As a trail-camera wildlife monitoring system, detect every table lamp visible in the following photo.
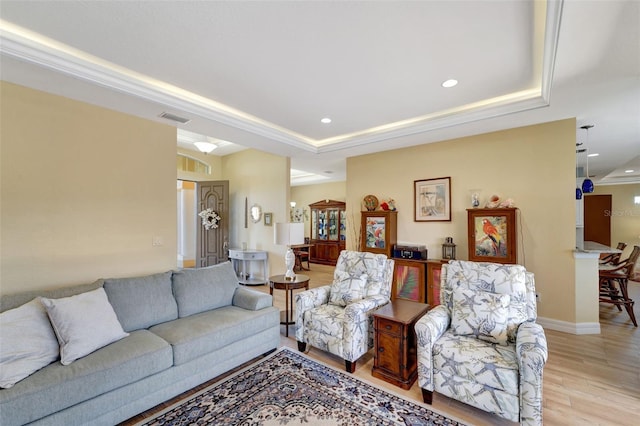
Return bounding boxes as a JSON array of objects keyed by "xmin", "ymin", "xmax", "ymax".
[{"xmin": 274, "ymin": 222, "xmax": 305, "ymax": 280}]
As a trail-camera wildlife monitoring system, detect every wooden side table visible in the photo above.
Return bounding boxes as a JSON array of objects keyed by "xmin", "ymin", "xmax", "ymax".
[
  {"xmin": 372, "ymin": 299, "xmax": 430, "ymax": 389},
  {"xmin": 269, "ymin": 274, "xmax": 310, "ymax": 337}
]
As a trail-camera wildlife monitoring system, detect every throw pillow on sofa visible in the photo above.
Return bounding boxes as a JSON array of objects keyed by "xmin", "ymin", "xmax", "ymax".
[
  {"xmin": 40, "ymin": 287, "xmax": 129, "ymax": 365},
  {"xmin": 0, "ymin": 298, "xmax": 59, "ymax": 388}
]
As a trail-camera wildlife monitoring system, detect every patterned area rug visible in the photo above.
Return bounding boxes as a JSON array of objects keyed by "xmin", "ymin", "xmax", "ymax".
[{"xmin": 137, "ymin": 348, "xmax": 465, "ymax": 425}]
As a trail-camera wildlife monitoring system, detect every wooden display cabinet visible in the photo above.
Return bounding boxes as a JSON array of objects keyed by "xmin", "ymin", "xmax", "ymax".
[
  {"xmin": 392, "ymin": 258, "xmax": 447, "ymax": 306},
  {"xmin": 467, "ymin": 208, "xmax": 517, "ymax": 264},
  {"xmin": 426, "ymin": 259, "xmax": 448, "ymax": 307},
  {"xmin": 360, "ymin": 210, "xmax": 397, "ymax": 258},
  {"xmin": 392, "ymin": 258, "xmax": 427, "ymax": 303},
  {"xmin": 309, "ymin": 200, "xmax": 346, "ymax": 266}
]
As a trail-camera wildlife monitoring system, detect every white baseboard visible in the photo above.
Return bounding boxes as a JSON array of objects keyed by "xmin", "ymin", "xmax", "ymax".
[{"xmin": 536, "ymin": 317, "xmax": 601, "ymax": 335}]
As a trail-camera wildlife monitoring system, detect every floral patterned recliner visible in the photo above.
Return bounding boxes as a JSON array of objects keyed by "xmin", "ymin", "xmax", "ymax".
[
  {"xmin": 295, "ymin": 250, "xmax": 394, "ymax": 372},
  {"xmin": 415, "ymin": 260, "xmax": 547, "ymax": 425}
]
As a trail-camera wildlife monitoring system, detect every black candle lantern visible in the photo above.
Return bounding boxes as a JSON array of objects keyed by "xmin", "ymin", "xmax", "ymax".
[{"xmin": 442, "ymin": 237, "xmax": 456, "ymax": 260}]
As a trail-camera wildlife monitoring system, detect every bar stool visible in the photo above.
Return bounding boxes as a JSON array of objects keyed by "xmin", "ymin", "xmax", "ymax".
[{"xmin": 599, "ymin": 245, "xmax": 639, "ymax": 327}]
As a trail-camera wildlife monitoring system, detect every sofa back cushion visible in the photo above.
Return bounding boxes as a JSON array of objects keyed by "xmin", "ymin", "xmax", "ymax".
[
  {"xmin": 1, "ymin": 280, "xmax": 103, "ymax": 313},
  {"xmin": 103, "ymin": 271, "xmax": 177, "ymax": 332},
  {"xmin": 172, "ymin": 261, "xmax": 239, "ymax": 318}
]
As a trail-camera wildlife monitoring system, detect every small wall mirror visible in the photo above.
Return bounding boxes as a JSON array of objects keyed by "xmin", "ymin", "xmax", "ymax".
[{"xmin": 250, "ymin": 204, "xmax": 262, "ymax": 223}]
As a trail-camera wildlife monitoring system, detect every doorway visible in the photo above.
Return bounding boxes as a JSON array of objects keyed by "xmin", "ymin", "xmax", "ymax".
[
  {"xmin": 177, "ymin": 180, "xmax": 230, "ymax": 268},
  {"xmin": 584, "ymin": 194, "xmax": 612, "ymax": 246}
]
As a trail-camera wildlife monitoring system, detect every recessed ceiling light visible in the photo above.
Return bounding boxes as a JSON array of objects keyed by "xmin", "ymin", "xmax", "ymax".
[
  {"xmin": 625, "ymin": 169, "xmax": 635, "ymax": 173},
  {"xmin": 587, "ymin": 152, "xmax": 599, "ymax": 157},
  {"xmin": 321, "ymin": 117, "xmax": 332, "ymax": 124},
  {"xmin": 442, "ymin": 79, "xmax": 458, "ymax": 88}
]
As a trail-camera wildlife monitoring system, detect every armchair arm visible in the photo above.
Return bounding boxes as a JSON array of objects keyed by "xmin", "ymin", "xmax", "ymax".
[
  {"xmin": 294, "ymin": 285, "xmax": 331, "ymax": 342},
  {"xmin": 341, "ymin": 295, "xmax": 389, "ymax": 362},
  {"xmin": 516, "ymin": 321, "xmax": 548, "ymax": 426},
  {"xmin": 415, "ymin": 305, "xmax": 450, "ymax": 391}
]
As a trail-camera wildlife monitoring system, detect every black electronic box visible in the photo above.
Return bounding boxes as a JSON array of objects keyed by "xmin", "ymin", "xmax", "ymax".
[{"xmin": 392, "ymin": 244, "xmax": 427, "ymax": 260}]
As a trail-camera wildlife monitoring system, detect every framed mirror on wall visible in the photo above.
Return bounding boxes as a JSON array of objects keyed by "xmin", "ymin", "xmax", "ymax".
[{"xmin": 250, "ymin": 204, "xmax": 262, "ymax": 223}]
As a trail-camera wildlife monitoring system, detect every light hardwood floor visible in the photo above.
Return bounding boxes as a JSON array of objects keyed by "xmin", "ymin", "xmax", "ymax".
[{"xmin": 122, "ymin": 263, "xmax": 640, "ymax": 426}]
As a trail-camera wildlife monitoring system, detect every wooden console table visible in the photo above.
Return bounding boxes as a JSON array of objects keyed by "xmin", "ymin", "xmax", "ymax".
[
  {"xmin": 228, "ymin": 249, "xmax": 268, "ymax": 285},
  {"xmin": 372, "ymin": 299, "xmax": 429, "ymax": 389}
]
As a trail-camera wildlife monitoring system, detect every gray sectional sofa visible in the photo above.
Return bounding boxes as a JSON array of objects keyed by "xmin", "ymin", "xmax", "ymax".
[{"xmin": 0, "ymin": 262, "xmax": 280, "ymax": 426}]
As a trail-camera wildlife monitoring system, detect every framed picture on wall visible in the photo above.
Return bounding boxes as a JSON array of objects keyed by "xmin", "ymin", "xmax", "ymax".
[
  {"xmin": 263, "ymin": 212, "xmax": 273, "ymax": 226},
  {"xmin": 414, "ymin": 177, "xmax": 451, "ymax": 222},
  {"xmin": 467, "ymin": 208, "xmax": 517, "ymax": 264}
]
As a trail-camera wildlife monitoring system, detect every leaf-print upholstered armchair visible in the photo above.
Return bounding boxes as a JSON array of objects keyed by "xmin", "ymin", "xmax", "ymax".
[
  {"xmin": 295, "ymin": 250, "xmax": 394, "ymax": 372},
  {"xmin": 415, "ymin": 260, "xmax": 547, "ymax": 425}
]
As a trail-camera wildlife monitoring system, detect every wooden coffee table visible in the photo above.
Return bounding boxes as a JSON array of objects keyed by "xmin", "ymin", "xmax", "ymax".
[
  {"xmin": 269, "ymin": 274, "xmax": 310, "ymax": 337},
  {"xmin": 372, "ymin": 299, "xmax": 430, "ymax": 389}
]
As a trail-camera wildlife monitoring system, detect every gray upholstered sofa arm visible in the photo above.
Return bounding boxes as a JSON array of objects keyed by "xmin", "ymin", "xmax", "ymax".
[
  {"xmin": 232, "ymin": 287, "xmax": 273, "ymax": 310},
  {"xmin": 415, "ymin": 305, "xmax": 450, "ymax": 391},
  {"xmin": 516, "ymin": 321, "xmax": 548, "ymax": 426}
]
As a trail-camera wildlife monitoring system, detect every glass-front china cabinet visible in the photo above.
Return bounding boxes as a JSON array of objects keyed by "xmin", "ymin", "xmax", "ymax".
[{"xmin": 309, "ymin": 200, "xmax": 346, "ymax": 265}]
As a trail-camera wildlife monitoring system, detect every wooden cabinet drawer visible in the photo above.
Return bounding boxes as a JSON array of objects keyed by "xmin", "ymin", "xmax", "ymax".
[
  {"xmin": 377, "ymin": 332, "xmax": 401, "ymax": 375},
  {"xmin": 377, "ymin": 318, "xmax": 402, "ymax": 335}
]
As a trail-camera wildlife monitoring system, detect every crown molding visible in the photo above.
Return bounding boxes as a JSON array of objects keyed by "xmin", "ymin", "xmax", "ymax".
[{"xmin": 0, "ymin": 2, "xmax": 563, "ymax": 153}]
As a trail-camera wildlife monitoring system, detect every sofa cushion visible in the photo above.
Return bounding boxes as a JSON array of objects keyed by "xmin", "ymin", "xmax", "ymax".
[
  {"xmin": 172, "ymin": 262, "xmax": 239, "ymax": 317},
  {"xmin": 150, "ymin": 305, "xmax": 279, "ymax": 365},
  {"xmin": 40, "ymin": 288, "xmax": 129, "ymax": 365},
  {"xmin": 103, "ymin": 271, "xmax": 177, "ymax": 331},
  {"xmin": 0, "ymin": 330, "xmax": 172, "ymax": 426},
  {"xmin": 0, "ymin": 299, "xmax": 59, "ymax": 388}
]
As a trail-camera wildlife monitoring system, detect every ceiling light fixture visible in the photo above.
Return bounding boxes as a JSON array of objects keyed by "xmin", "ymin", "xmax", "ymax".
[
  {"xmin": 588, "ymin": 153, "xmax": 599, "ymax": 157},
  {"xmin": 580, "ymin": 125, "xmax": 595, "ymax": 194},
  {"xmin": 625, "ymin": 169, "xmax": 635, "ymax": 173},
  {"xmin": 321, "ymin": 117, "xmax": 332, "ymax": 124},
  {"xmin": 193, "ymin": 137, "xmax": 217, "ymax": 154},
  {"xmin": 442, "ymin": 79, "xmax": 458, "ymax": 88}
]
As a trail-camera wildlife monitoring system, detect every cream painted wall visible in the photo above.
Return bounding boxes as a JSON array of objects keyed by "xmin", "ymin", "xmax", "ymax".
[
  {"xmin": 1, "ymin": 82, "xmax": 177, "ymax": 294},
  {"xmin": 222, "ymin": 149, "xmax": 289, "ymax": 275},
  {"xmin": 347, "ymin": 119, "xmax": 577, "ymax": 322},
  {"xmin": 592, "ymin": 183, "xmax": 640, "ymax": 258},
  {"xmin": 291, "ymin": 182, "xmax": 347, "ymax": 238}
]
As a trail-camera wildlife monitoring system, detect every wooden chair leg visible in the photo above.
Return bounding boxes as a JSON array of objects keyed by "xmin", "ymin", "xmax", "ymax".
[
  {"xmin": 345, "ymin": 360, "xmax": 356, "ymax": 373},
  {"xmin": 617, "ymin": 279, "xmax": 638, "ymax": 327},
  {"xmin": 422, "ymin": 389, "xmax": 433, "ymax": 404}
]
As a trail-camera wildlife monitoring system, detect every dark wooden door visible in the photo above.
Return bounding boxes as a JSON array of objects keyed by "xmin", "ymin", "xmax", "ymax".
[
  {"xmin": 196, "ymin": 181, "xmax": 229, "ymax": 267},
  {"xmin": 584, "ymin": 194, "xmax": 611, "ymax": 246}
]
